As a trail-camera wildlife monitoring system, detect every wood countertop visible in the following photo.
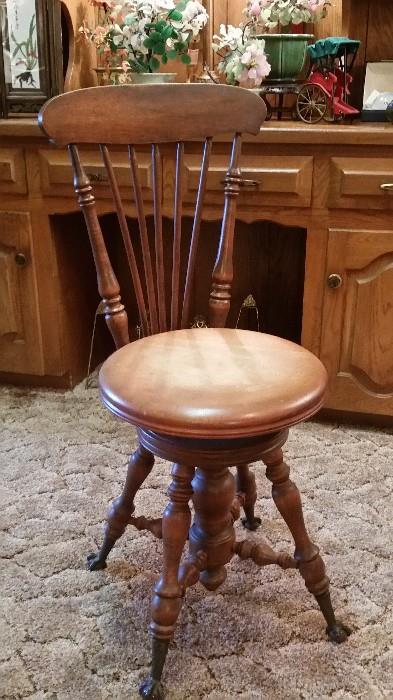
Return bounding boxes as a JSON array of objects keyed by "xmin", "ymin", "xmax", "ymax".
[{"xmin": 2, "ymin": 117, "xmax": 393, "ymax": 147}]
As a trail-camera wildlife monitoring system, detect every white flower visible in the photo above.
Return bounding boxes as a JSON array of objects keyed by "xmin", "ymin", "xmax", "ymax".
[
  {"xmin": 82, "ymin": 0, "xmax": 209, "ymax": 74},
  {"xmin": 156, "ymin": 0, "xmax": 175, "ymax": 9},
  {"xmin": 244, "ymin": 0, "xmax": 330, "ymax": 26},
  {"xmin": 214, "ymin": 29, "xmax": 271, "ymax": 88}
]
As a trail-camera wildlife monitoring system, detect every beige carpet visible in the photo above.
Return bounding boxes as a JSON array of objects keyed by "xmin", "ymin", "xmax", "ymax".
[{"xmin": 0, "ymin": 383, "xmax": 392, "ymax": 700}]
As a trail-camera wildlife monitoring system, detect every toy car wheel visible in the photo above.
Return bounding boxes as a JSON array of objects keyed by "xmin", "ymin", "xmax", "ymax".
[
  {"xmin": 323, "ymin": 105, "xmax": 344, "ymax": 123},
  {"xmin": 296, "ymin": 85, "xmax": 328, "ymax": 124},
  {"xmin": 323, "ymin": 100, "xmax": 339, "ymax": 123}
]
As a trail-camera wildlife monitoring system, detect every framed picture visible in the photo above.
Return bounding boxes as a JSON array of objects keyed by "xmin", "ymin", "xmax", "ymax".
[{"xmin": 0, "ymin": 0, "xmax": 62, "ymax": 117}]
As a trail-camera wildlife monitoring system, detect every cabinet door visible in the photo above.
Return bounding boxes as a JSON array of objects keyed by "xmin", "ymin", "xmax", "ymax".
[
  {"xmin": 320, "ymin": 228, "xmax": 393, "ymax": 415},
  {"xmin": 0, "ymin": 212, "xmax": 43, "ymax": 375}
]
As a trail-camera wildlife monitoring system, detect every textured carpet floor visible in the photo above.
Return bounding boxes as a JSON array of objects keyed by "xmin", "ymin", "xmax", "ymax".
[{"xmin": 0, "ymin": 383, "xmax": 392, "ymax": 700}]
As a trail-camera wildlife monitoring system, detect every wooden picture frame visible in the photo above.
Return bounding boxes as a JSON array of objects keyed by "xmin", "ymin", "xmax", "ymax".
[{"xmin": 0, "ymin": 0, "xmax": 63, "ymax": 117}]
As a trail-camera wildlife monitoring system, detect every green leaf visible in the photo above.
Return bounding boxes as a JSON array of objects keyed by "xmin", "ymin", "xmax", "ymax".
[
  {"xmin": 162, "ymin": 26, "xmax": 173, "ymax": 40},
  {"xmin": 150, "ymin": 31, "xmax": 162, "ymax": 43},
  {"xmin": 149, "ymin": 56, "xmax": 160, "ymax": 72},
  {"xmin": 180, "ymin": 53, "xmax": 191, "ymax": 64},
  {"xmin": 144, "ymin": 37, "xmax": 155, "ymax": 49},
  {"xmin": 167, "ymin": 49, "xmax": 178, "ymax": 59},
  {"xmin": 174, "ymin": 41, "xmax": 186, "ymax": 51},
  {"xmin": 154, "ymin": 42, "xmax": 166, "ymax": 55},
  {"xmin": 169, "ymin": 10, "xmax": 183, "ymax": 21},
  {"xmin": 161, "ymin": 53, "xmax": 168, "ymax": 64},
  {"xmin": 155, "ymin": 20, "xmax": 166, "ymax": 31}
]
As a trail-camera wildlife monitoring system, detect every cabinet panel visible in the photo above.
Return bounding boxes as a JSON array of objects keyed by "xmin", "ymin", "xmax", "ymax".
[
  {"xmin": 39, "ymin": 148, "xmax": 154, "ymax": 199},
  {"xmin": 172, "ymin": 154, "xmax": 313, "ymax": 208},
  {"xmin": 320, "ymin": 228, "xmax": 393, "ymax": 415},
  {"xmin": 0, "ymin": 212, "xmax": 43, "ymax": 374},
  {"xmin": 0, "ymin": 148, "xmax": 27, "ymax": 194},
  {"xmin": 329, "ymin": 158, "xmax": 393, "ymax": 209}
]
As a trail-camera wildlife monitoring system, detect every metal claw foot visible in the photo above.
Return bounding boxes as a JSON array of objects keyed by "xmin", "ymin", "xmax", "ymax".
[
  {"xmin": 86, "ymin": 552, "xmax": 107, "ymax": 571},
  {"xmin": 327, "ymin": 622, "xmax": 351, "ymax": 644},
  {"xmin": 315, "ymin": 590, "xmax": 351, "ymax": 644},
  {"xmin": 241, "ymin": 515, "xmax": 262, "ymax": 531},
  {"xmin": 139, "ymin": 676, "xmax": 165, "ymax": 700}
]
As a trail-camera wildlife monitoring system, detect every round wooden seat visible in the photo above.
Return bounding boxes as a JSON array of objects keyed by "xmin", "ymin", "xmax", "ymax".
[{"xmin": 99, "ymin": 328, "xmax": 328, "ymax": 438}]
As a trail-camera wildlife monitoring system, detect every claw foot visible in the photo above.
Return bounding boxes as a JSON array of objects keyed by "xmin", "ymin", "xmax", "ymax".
[
  {"xmin": 241, "ymin": 516, "xmax": 261, "ymax": 531},
  {"xmin": 139, "ymin": 676, "xmax": 164, "ymax": 700},
  {"xmin": 87, "ymin": 553, "xmax": 107, "ymax": 571},
  {"xmin": 326, "ymin": 622, "xmax": 351, "ymax": 644}
]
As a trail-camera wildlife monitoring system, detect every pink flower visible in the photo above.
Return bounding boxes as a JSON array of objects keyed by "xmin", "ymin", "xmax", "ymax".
[
  {"xmin": 249, "ymin": 1, "xmax": 261, "ymax": 16},
  {"xmin": 307, "ymin": 0, "xmax": 326, "ymax": 12}
]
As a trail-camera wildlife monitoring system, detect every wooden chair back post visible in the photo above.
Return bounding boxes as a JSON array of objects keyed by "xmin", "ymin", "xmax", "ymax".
[
  {"xmin": 180, "ymin": 136, "xmax": 212, "ymax": 329},
  {"xmin": 68, "ymin": 144, "xmax": 130, "ymax": 348},
  {"xmin": 208, "ymin": 133, "xmax": 242, "ymax": 328},
  {"xmin": 38, "ymin": 85, "xmax": 266, "ymax": 342}
]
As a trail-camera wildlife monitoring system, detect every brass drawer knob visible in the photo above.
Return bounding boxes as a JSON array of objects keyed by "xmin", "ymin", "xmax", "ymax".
[
  {"xmin": 380, "ymin": 183, "xmax": 393, "ymax": 193},
  {"xmin": 327, "ymin": 273, "xmax": 343, "ymax": 289},
  {"xmin": 15, "ymin": 252, "xmax": 27, "ymax": 267}
]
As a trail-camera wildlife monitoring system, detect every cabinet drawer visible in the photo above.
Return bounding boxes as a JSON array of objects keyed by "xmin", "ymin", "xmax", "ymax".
[
  {"xmin": 329, "ymin": 157, "xmax": 393, "ymax": 209},
  {"xmin": 178, "ymin": 154, "xmax": 313, "ymax": 208},
  {"xmin": 0, "ymin": 148, "xmax": 27, "ymax": 194},
  {"xmin": 39, "ymin": 149, "xmax": 154, "ymax": 200}
]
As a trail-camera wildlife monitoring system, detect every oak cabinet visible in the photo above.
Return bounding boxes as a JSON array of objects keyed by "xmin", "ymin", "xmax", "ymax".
[
  {"xmin": 0, "ymin": 211, "xmax": 43, "ymax": 374},
  {"xmin": 0, "ymin": 148, "xmax": 27, "ymax": 194},
  {"xmin": 320, "ymin": 228, "xmax": 393, "ymax": 416},
  {"xmin": 329, "ymin": 158, "xmax": 393, "ymax": 210},
  {"xmin": 1, "ymin": 120, "xmax": 393, "ymax": 422},
  {"xmin": 173, "ymin": 153, "xmax": 314, "ymax": 208},
  {"xmin": 38, "ymin": 148, "xmax": 154, "ymax": 200}
]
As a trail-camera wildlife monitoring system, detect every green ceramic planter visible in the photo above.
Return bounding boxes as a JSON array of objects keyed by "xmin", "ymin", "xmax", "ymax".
[{"xmin": 259, "ymin": 34, "xmax": 314, "ymax": 82}]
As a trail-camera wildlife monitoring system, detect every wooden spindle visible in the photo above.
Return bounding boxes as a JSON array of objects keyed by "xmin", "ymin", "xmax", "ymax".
[
  {"xmin": 152, "ymin": 144, "xmax": 166, "ymax": 332},
  {"xmin": 68, "ymin": 144, "xmax": 130, "ymax": 348},
  {"xmin": 181, "ymin": 137, "xmax": 212, "ymax": 329},
  {"xmin": 208, "ymin": 134, "xmax": 242, "ymax": 328},
  {"xmin": 171, "ymin": 142, "xmax": 184, "ymax": 330},
  {"xmin": 100, "ymin": 145, "xmax": 149, "ymax": 336},
  {"xmin": 128, "ymin": 145, "xmax": 159, "ymax": 335}
]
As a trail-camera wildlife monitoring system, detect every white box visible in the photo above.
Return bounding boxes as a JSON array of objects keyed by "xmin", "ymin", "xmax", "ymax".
[{"xmin": 363, "ymin": 61, "xmax": 393, "ymax": 110}]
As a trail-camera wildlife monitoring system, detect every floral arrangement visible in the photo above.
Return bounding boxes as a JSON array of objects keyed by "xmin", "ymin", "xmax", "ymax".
[
  {"xmin": 212, "ymin": 25, "xmax": 271, "ymax": 88},
  {"xmin": 245, "ymin": 0, "xmax": 330, "ymax": 28},
  {"xmin": 80, "ymin": 0, "xmax": 208, "ymax": 75}
]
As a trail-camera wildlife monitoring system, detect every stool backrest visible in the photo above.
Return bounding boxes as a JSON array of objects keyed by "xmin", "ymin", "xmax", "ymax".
[{"xmin": 39, "ymin": 84, "xmax": 265, "ymax": 347}]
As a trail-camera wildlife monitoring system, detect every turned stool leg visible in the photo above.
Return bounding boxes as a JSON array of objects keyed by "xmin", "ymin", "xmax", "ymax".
[
  {"xmin": 190, "ymin": 466, "xmax": 236, "ymax": 591},
  {"xmin": 236, "ymin": 464, "xmax": 261, "ymax": 531},
  {"xmin": 263, "ymin": 447, "xmax": 350, "ymax": 643},
  {"xmin": 87, "ymin": 444, "xmax": 154, "ymax": 571},
  {"xmin": 140, "ymin": 463, "xmax": 194, "ymax": 700}
]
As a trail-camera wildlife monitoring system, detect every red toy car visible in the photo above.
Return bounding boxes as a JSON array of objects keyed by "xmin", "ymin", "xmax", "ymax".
[{"xmin": 296, "ymin": 37, "xmax": 360, "ymax": 123}]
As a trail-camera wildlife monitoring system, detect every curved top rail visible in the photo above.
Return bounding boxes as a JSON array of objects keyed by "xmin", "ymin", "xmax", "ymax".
[{"xmin": 38, "ymin": 83, "xmax": 266, "ymax": 146}]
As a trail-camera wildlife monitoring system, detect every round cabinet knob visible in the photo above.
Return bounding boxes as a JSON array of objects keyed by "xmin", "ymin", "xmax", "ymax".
[
  {"xmin": 327, "ymin": 273, "xmax": 343, "ymax": 289},
  {"xmin": 15, "ymin": 252, "xmax": 27, "ymax": 267}
]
